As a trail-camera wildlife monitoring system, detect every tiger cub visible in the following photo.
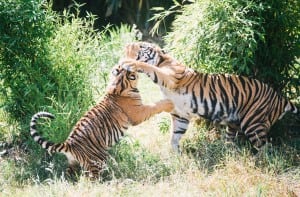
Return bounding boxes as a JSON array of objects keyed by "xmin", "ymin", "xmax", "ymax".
[
  {"xmin": 122, "ymin": 41, "xmax": 298, "ymax": 153},
  {"xmin": 30, "ymin": 61, "xmax": 174, "ymax": 180}
]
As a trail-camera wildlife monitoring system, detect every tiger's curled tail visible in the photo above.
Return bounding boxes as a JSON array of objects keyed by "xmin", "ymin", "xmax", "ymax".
[{"xmin": 30, "ymin": 112, "xmax": 62, "ymax": 153}]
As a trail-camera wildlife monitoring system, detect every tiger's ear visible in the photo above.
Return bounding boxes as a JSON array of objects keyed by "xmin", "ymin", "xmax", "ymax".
[{"xmin": 125, "ymin": 43, "xmax": 140, "ymax": 59}]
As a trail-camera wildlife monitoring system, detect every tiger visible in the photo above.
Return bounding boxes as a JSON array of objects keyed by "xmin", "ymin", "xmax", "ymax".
[
  {"xmin": 122, "ymin": 41, "xmax": 299, "ymax": 153},
  {"xmin": 30, "ymin": 61, "xmax": 174, "ymax": 180}
]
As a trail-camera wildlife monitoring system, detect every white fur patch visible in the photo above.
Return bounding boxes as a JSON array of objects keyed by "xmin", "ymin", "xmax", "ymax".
[
  {"xmin": 162, "ymin": 88, "xmax": 196, "ymax": 119},
  {"xmin": 42, "ymin": 141, "xmax": 48, "ymax": 149},
  {"xmin": 64, "ymin": 152, "xmax": 76, "ymax": 164},
  {"xmin": 34, "ymin": 136, "xmax": 40, "ymax": 142}
]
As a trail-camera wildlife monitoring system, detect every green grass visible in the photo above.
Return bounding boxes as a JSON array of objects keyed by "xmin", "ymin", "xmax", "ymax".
[{"xmin": 1, "ymin": 75, "xmax": 300, "ymax": 196}]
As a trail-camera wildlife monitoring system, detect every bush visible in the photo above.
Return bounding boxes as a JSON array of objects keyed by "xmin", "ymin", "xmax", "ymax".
[
  {"xmin": 0, "ymin": 0, "xmax": 137, "ymax": 182},
  {"xmin": 164, "ymin": 0, "xmax": 300, "ymax": 96},
  {"xmin": 0, "ymin": 0, "xmax": 56, "ymax": 122},
  {"xmin": 165, "ymin": 0, "xmax": 265, "ymax": 73}
]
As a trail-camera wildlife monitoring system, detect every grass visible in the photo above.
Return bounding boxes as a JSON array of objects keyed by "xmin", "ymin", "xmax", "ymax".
[{"xmin": 1, "ymin": 75, "xmax": 300, "ymax": 196}]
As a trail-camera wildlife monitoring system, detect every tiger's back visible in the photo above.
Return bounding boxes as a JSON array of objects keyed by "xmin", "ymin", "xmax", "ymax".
[{"xmin": 180, "ymin": 73, "xmax": 295, "ymax": 124}]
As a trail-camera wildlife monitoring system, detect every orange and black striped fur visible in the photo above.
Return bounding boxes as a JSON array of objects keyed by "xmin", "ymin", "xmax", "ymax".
[
  {"xmin": 122, "ymin": 42, "xmax": 298, "ymax": 152},
  {"xmin": 30, "ymin": 62, "xmax": 174, "ymax": 180}
]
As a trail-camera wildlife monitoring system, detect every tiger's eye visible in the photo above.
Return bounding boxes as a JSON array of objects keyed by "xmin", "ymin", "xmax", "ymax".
[{"xmin": 128, "ymin": 75, "xmax": 136, "ymax": 80}]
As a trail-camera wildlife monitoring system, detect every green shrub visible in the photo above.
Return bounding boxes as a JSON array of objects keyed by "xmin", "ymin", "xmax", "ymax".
[
  {"xmin": 0, "ymin": 0, "xmax": 56, "ymax": 123},
  {"xmin": 164, "ymin": 0, "xmax": 300, "ymax": 96},
  {"xmin": 165, "ymin": 0, "xmax": 265, "ymax": 73},
  {"xmin": 0, "ymin": 0, "xmax": 137, "ymax": 183}
]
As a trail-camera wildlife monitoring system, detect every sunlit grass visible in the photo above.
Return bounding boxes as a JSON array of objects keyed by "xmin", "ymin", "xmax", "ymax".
[{"xmin": 2, "ymin": 158, "xmax": 300, "ymax": 196}]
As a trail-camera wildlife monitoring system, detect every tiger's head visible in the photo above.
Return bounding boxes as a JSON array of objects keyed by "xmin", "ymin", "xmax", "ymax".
[
  {"xmin": 125, "ymin": 42, "xmax": 166, "ymax": 67},
  {"xmin": 107, "ymin": 62, "xmax": 139, "ymax": 97}
]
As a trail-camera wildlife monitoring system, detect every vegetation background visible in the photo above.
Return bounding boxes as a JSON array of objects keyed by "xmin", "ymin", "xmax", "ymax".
[{"xmin": 0, "ymin": 0, "xmax": 299, "ymax": 196}]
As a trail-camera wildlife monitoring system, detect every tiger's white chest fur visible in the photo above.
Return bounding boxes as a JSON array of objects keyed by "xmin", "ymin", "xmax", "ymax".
[{"xmin": 161, "ymin": 88, "xmax": 198, "ymax": 119}]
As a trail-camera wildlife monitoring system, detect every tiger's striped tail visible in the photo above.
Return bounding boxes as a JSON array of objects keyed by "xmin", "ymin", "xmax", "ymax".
[{"xmin": 30, "ymin": 112, "xmax": 58, "ymax": 153}]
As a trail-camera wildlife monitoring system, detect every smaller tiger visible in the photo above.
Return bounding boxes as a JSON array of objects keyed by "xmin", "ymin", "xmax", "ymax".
[{"xmin": 30, "ymin": 61, "xmax": 174, "ymax": 180}]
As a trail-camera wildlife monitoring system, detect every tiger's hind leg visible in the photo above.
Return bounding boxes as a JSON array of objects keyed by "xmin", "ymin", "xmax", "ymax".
[
  {"xmin": 225, "ymin": 125, "xmax": 239, "ymax": 144},
  {"xmin": 242, "ymin": 122, "xmax": 270, "ymax": 153},
  {"xmin": 66, "ymin": 162, "xmax": 81, "ymax": 181},
  {"xmin": 65, "ymin": 155, "xmax": 81, "ymax": 181},
  {"xmin": 171, "ymin": 114, "xmax": 190, "ymax": 153},
  {"xmin": 84, "ymin": 160, "xmax": 107, "ymax": 181},
  {"xmin": 225, "ymin": 124, "xmax": 245, "ymax": 152}
]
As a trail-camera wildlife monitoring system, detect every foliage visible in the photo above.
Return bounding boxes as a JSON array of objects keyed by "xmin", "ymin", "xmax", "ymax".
[
  {"xmin": 164, "ymin": 0, "xmax": 264, "ymax": 72},
  {"xmin": 0, "ymin": 0, "xmax": 56, "ymax": 122},
  {"xmin": 158, "ymin": 117, "xmax": 171, "ymax": 134},
  {"xmin": 0, "ymin": 0, "xmax": 136, "ymax": 182},
  {"xmin": 103, "ymin": 0, "xmax": 175, "ymax": 35},
  {"xmin": 149, "ymin": 0, "xmax": 191, "ymax": 36},
  {"xmin": 164, "ymin": 0, "xmax": 300, "ymax": 95},
  {"xmin": 254, "ymin": 0, "xmax": 300, "ymax": 94}
]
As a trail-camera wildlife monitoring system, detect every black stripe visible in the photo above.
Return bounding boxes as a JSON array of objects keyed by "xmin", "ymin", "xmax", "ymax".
[
  {"xmin": 209, "ymin": 90, "xmax": 217, "ymax": 113},
  {"xmin": 45, "ymin": 142, "xmax": 54, "ymax": 149},
  {"xmin": 174, "ymin": 130, "xmax": 186, "ymax": 134},
  {"xmin": 239, "ymin": 76, "xmax": 246, "ymax": 89},
  {"xmin": 37, "ymin": 138, "xmax": 44, "ymax": 144},
  {"xmin": 191, "ymin": 90, "xmax": 198, "ymax": 113},
  {"xmin": 203, "ymin": 74, "xmax": 208, "ymax": 86},
  {"xmin": 31, "ymin": 132, "xmax": 39, "ymax": 138},
  {"xmin": 157, "ymin": 55, "xmax": 164, "ymax": 65},
  {"xmin": 57, "ymin": 144, "xmax": 64, "ymax": 152},
  {"xmin": 203, "ymin": 99, "xmax": 209, "ymax": 118},
  {"xmin": 171, "ymin": 113, "xmax": 188, "ymax": 121},
  {"xmin": 153, "ymin": 72, "xmax": 158, "ymax": 83},
  {"xmin": 199, "ymin": 86, "xmax": 204, "ymax": 102},
  {"xmin": 218, "ymin": 79, "xmax": 229, "ymax": 109}
]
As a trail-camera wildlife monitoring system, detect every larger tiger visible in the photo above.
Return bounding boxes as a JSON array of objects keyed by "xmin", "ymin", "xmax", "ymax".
[
  {"xmin": 30, "ymin": 61, "xmax": 174, "ymax": 180},
  {"xmin": 122, "ymin": 41, "xmax": 299, "ymax": 153}
]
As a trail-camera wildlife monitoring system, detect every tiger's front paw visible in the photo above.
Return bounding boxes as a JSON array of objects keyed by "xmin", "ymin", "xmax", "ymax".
[{"xmin": 120, "ymin": 60, "xmax": 142, "ymax": 72}]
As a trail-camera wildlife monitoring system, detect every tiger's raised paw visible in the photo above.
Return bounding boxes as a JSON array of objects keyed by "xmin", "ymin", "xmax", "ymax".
[{"xmin": 120, "ymin": 60, "xmax": 142, "ymax": 72}]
